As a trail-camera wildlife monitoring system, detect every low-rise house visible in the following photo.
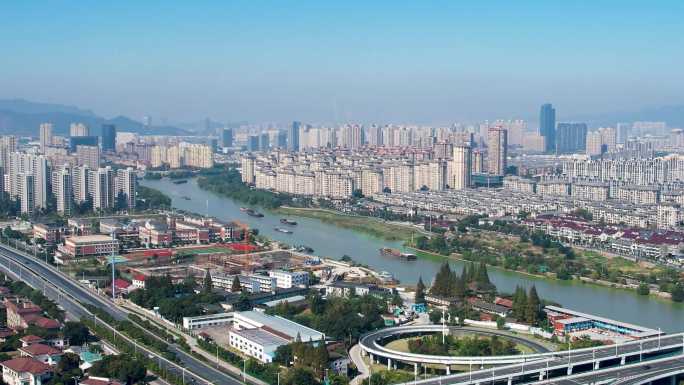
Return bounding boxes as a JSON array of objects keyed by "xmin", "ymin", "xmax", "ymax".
[
  {"xmin": 471, "ymin": 299, "xmax": 510, "ymax": 318},
  {"xmin": 19, "ymin": 336, "xmax": 44, "ymax": 347},
  {"xmin": 131, "ymin": 274, "xmax": 147, "ymax": 290},
  {"xmin": 138, "ymin": 220, "xmax": 172, "ymax": 247},
  {"xmin": 19, "ymin": 344, "xmax": 62, "ymax": 366},
  {"xmin": 67, "ymin": 218, "xmax": 94, "ymax": 236},
  {"xmin": 325, "ymin": 282, "xmax": 370, "ymax": 297},
  {"xmin": 32, "ymin": 223, "xmax": 66, "ymax": 245},
  {"xmin": 80, "ymin": 377, "xmax": 123, "ymax": 385},
  {"xmin": 5, "ymin": 300, "xmax": 59, "ymax": 331},
  {"xmin": 56, "ymin": 235, "xmax": 120, "ymax": 264},
  {"xmin": 1, "ymin": 357, "xmax": 53, "ymax": 385}
]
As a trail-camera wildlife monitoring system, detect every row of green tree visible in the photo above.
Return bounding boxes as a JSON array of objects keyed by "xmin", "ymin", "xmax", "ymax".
[
  {"xmin": 196, "ymin": 166, "xmax": 290, "ymax": 209},
  {"xmin": 408, "ymin": 334, "xmax": 519, "ymax": 357},
  {"xmin": 128, "ymin": 275, "xmax": 222, "ymax": 323}
]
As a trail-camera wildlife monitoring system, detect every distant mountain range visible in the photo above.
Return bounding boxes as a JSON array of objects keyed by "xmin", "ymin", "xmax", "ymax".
[{"xmin": 0, "ymin": 99, "xmax": 193, "ymax": 137}]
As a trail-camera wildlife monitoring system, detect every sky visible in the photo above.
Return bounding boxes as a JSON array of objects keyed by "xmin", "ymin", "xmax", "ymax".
[{"xmin": 1, "ymin": 1, "xmax": 683, "ymax": 126}]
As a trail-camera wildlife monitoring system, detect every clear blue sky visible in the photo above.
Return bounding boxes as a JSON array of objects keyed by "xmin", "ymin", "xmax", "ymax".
[{"xmin": 1, "ymin": 1, "xmax": 682, "ymax": 125}]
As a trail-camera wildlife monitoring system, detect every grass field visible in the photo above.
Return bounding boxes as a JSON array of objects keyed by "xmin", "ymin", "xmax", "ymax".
[
  {"xmin": 276, "ymin": 207, "xmax": 422, "ymax": 241},
  {"xmin": 176, "ymin": 246, "xmax": 232, "ymax": 255}
]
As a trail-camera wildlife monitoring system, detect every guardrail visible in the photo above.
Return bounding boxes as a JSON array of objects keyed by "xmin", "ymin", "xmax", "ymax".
[
  {"xmin": 0, "ymin": 244, "xmax": 266, "ymax": 385},
  {"xmin": 360, "ymin": 324, "xmax": 684, "ymax": 365}
]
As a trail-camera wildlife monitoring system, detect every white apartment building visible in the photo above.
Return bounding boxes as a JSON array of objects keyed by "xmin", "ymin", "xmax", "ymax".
[
  {"xmin": 503, "ymin": 176, "xmax": 536, "ymax": 193},
  {"xmin": 52, "ymin": 167, "xmax": 72, "ymax": 215},
  {"xmin": 76, "ymin": 145, "xmax": 100, "ymax": 169},
  {"xmin": 451, "ymin": 145, "xmax": 472, "ymax": 190},
  {"xmin": 90, "ymin": 167, "xmax": 115, "ymax": 210},
  {"xmin": 268, "ymin": 270, "xmax": 309, "ymax": 289},
  {"xmin": 537, "ymin": 179, "xmax": 571, "ymax": 196},
  {"xmin": 116, "ymin": 167, "xmax": 137, "ymax": 209},
  {"xmin": 72, "ymin": 165, "xmax": 90, "ymax": 204},
  {"xmin": 615, "ymin": 185, "xmax": 660, "ymax": 205},
  {"xmin": 241, "ymin": 156, "xmax": 255, "ymax": 184},
  {"xmin": 571, "ymin": 182, "xmax": 610, "ymax": 201}
]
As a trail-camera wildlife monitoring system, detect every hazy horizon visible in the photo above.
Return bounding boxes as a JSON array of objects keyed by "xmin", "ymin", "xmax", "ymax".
[{"xmin": 1, "ymin": 1, "xmax": 682, "ymax": 125}]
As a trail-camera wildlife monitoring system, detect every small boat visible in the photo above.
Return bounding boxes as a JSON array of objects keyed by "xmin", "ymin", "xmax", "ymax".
[
  {"xmin": 241, "ymin": 207, "xmax": 264, "ymax": 217},
  {"xmin": 379, "ymin": 247, "xmax": 417, "ymax": 261},
  {"xmin": 280, "ymin": 218, "xmax": 298, "ymax": 226},
  {"xmin": 378, "ymin": 271, "xmax": 396, "ymax": 282},
  {"xmin": 181, "ymin": 196, "xmax": 192, "ymax": 200},
  {"xmin": 274, "ymin": 227, "xmax": 293, "ymax": 234},
  {"xmin": 172, "ymin": 179, "xmax": 188, "ymax": 184},
  {"xmin": 295, "ymin": 245, "xmax": 314, "ymax": 253}
]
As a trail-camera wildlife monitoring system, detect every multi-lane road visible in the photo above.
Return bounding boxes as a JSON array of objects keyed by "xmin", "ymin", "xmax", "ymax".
[{"xmin": 0, "ymin": 244, "xmax": 250, "ymax": 385}]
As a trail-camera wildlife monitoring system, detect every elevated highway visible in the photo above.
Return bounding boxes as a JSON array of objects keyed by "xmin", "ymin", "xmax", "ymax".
[
  {"xmin": 0, "ymin": 243, "xmax": 256, "ymax": 385},
  {"xmin": 359, "ymin": 325, "xmax": 684, "ymax": 385}
]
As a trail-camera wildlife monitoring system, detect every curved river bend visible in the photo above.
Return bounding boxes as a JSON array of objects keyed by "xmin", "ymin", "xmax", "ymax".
[{"xmin": 141, "ymin": 178, "xmax": 684, "ymax": 332}]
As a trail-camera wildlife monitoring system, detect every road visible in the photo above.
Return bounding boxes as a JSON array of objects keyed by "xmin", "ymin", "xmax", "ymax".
[
  {"xmin": 360, "ymin": 324, "xmax": 684, "ymax": 366},
  {"xmin": 547, "ymin": 355, "xmax": 684, "ymax": 385},
  {"xmin": 349, "ymin": 344, "xmax": 369, "ymax": 385},
  {"xmin": 0, "ymin": 243, "xmax": 253, "ymax": 385},
  {"xmin": 394, "ymin": 349, "xmax": 684, "ymax": 385}
]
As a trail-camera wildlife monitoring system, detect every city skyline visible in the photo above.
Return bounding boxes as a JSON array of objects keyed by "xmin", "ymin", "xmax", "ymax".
[{"xmin": 1, "ymin": 1, "xmax": 683, "ymax": 125}]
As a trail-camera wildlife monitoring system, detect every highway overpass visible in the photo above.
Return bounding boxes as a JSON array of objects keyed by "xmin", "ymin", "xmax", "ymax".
[{"xmin": 0, "ymin": 243, "xmax": 255, "ymax": 385}]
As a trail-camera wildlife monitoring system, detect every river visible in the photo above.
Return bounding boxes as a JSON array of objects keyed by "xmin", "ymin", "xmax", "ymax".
[{"xmin": 141, "ymin": 178, "xmax": 684, "ymax": 332}]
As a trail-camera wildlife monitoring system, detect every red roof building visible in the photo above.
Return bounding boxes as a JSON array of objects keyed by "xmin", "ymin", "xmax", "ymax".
[
  {"xmin": 80, "ymin": 377, "xmax": 124, "ymax": 385},
  {"xmin": 1, "ymin": 357, "xmax": 53, "ymax": 385}
]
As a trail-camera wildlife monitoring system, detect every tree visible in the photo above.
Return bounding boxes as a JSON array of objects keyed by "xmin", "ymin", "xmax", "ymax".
[
  {"xmin": 234, "ymin": 292, "xmax": 252, "ymax": 311},
  {"xmin": 62, "ymin": 321, "xmax": 90, "ymax": 346},
  {"xmin": 231, "ymin": 275, "xmax": 242, "ymax": 292},
  {"xmin": 415, "ymin": 276, "xmax": 426, "ymax": 304},
  {"xmin": 496, "ymin": 316, "xmax": 506, "ymax": 330},
  {"xmin": 89, "ymin": 354, "xmax": 146, "ymax": 385},
  {"xmin": 525, "ymin": 285, "xmax": 541, "ymax": 325},
  {"xmin": 309, "ymin": 294, "xmax": 326, "ymax": 315},
  {"xmin": 637, "ymin": 283, "xmax": 650, "ymax": 296},
  {"xmin": 671, "ymin": 283, "xmax": 684, "ymax": 302},
  {"xmin": 274, "ymin": 344, "xmax": 294, "ymax": 365},
  {"xmin": 282, "ymin": 367, "xmax": 317, "ymax": 385},
  {"xmin": 56, "ymin": 352, "xmax": 81, "ymax": 373},
  {"xmin": 391, "ymin": 293, "xmax": 403, "ymax": 307},
  {"xmin": 511, "ymin": 286, "xmax": 527, "ymax": 320},
  {"xmin": 429, "ymin": 310, "xmax": 442, "ymax": 324},
  {"xmin": 203, "ymin": 269, "xmax": 213, "ymax": 293}
]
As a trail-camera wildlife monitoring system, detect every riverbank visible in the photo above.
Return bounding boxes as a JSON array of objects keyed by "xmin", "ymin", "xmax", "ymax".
[
  {"xmin": 276, "ymin": 206, "xmax": 423, "ymax": 241},
  {"xmin": 140, "ymin": 177, "xmax": 684, "ymax": 331},
  {"xmin": 407, "ymin": 246, "xmax": 680, "ymax": 303}
]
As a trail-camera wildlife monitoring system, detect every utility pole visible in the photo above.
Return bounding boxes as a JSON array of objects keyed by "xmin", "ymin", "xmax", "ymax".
[{"xmin": 111, "ymin": 231, "xmax": 116, "ymax": 301}]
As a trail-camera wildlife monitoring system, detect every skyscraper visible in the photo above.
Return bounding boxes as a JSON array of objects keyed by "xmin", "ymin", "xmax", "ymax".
[
  {"xmin": 90, "ymin": 166, "xmax": 115, "ymax": 211},
  {"xmin": 70, "ymin": 123, "xmax": 89, "ymax": 137},
  {"xmin": 555, "ymin": 123, "xmax": 587, "ymax": 154},
  {"xmin": 101, "ymin": 124, "xmax": 116, "ymax": 152},
  {"xmin": 77, "ymin": 145, "xmax": 101, "ymax": 169},
  {"xmin": 451, "ymin": 145, "xmax": 472, "ymax": 190},
  {"xmin": 53, "ymin": 166, "xmax": 73, "ymax": 216},
  {"xmin": 39, "ymin": 123, "xmax": 53, "ymax": 153},
  {"xmin": 247, "ymin": 135, "xmax": 259, "ymax": 152},
  {"xmin": 539, "ymin": 103, "xmax": 556, "ymax": 153},
  {"xmin": 18, "ymin": 174, "xmax": 35, "ymax": 215},
  {"xmin": 116, "ymin": 167, "xmax": 137, "ymax": 210},
  {"xmin": 487, "ymin": 127, "xmax": 508, "ymax": 175},
  {"xmin": 288, "ymin": 121, "xmax": 301, "ymax": 152},
  {"xmin": 221, "ymin": 128, "xmax": 233, "ymax": 148},
  {"xmin": 259, "ymin": 133, "xmax": 270, "ymax": 152}
]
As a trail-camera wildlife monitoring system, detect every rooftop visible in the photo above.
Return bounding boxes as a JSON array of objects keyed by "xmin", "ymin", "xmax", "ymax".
[
  {"xmin": 231, "ymin": 328, "xmax": 289, "ymax": 350},
  {"xmin": 1, "ymin": 357, "xmax": 52, "ymax": 374},
  {"xmin": 235, "ymin": 310, "xmax": 324, "ymax": 342},
  {"xmin": 67, "ymin": 235, "xmax": 117, "ymax": 243}
]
